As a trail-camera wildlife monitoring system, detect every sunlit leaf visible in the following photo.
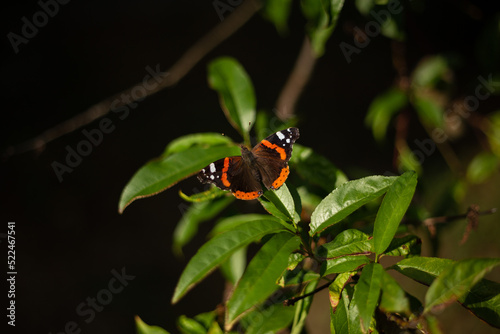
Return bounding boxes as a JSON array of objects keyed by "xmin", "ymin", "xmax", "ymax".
[
  {"xmin": 119, "ymin": 145, "xmax": 240, "ymax": 213},
  {"xmin": 349, "ymin": 263, "xmax": 383, "ymax": 333},
  {"xmin": 208, "ymin": 57, "xmax": 256, "ymax": 143},
  {"xmin": 310, "ymin": 175, "xmax": 397, "ymax": 235},
  {"xmin": 172, "ymin": 219, "xmax": 287, "ymax": 304},
  {"xmin": 226, "ymin": 232, "xmax": 300, "ymax": 325},
  {"xmin": 424, "ymin": 258, "xmax": 500, "ymax": 313},
  {"xmin": 373, "ymin": 171, "xmax": 417, "ymax": 256},
  {"xmin": 135, "ymin": 316, "xmax": 171, "ymax": 334}
]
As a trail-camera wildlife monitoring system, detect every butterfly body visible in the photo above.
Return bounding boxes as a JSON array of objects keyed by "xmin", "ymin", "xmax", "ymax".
[{"xmin": 198, "ymin": 127, "xmax": 300, "ymax": 200}]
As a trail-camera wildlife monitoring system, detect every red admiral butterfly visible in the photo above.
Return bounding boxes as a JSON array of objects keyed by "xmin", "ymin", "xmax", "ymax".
[{"xmin": 198, "ymin": 127, "xmax": 300, "ymax": 200}]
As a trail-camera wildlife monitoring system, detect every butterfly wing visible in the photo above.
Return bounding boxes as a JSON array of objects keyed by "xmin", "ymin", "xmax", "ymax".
[
  {"xmin": 252, "ymin": 127, "xmax": 300, "ymax": 190},
  {"xmin": 198, "ymin": 156, "xmax": 263, "ymax": 200}
]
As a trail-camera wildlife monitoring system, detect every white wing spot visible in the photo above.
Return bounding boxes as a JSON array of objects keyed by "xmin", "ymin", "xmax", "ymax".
[
  {"xmin": 286, "ymin": 138, "xmax": 290, "ymax": 143},
  {"xmin": 283, "ymin": 144, "xmax": 285, "ymax": 147},
  {"xmin": 287, "ymin": 128, "xmax": 292, "ymax": 133},
  {"xmin": 210, "ymin": 175, "xmax": 215, "ymax": 180},
  {"xmin": 276, "ymin": 131, "xmax": 285, "ymax": 140},
  {"xmin": 209, "ymin": 163, "xmax": 216, "ymax": 173},
  {"xmin": 202, "ymin": 169, "xmax": 205, "ymax": 173}
]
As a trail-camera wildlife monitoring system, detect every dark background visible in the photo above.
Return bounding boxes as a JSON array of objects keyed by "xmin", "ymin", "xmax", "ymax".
[{"xmin": 1, "ymin": 0, "xmax": 500, "ymax": 333}]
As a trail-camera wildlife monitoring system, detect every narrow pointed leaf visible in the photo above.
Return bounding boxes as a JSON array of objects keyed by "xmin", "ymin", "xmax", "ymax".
[
  {"xmin": 135, "ymin": 316, "xmax": 171, "ymax": 334},
  {"xmin": 350, "ymin": 263, "xmax": 383, "ymax": 333},
  {"xmin": 173, "ymin": 197, "xmax": 234, "ymax": 255},
  {"xmin": 331, "ymin": 285, "xmax": 350, "ymax": 334},
  {"xmin": 119, "ymin": 145, "xmax": 240, "ymax": 213},
  {"xmin": 329, "ymin": 271, "xmax": 356, "ymax": 311},
  {"xmin": 317, "ymin": 229, "xmax": 373, "ymax": 259},
  {"xmin": 381, "ymin": 235, "xmax": 421, "ymax": 258},
  {"xmin": 392, "ymin": 257, "xmax": 500, "ymax": 328},
  {"xmin": 379, "ymin": 270, "xmax": 410, "ymax": 314},
  {"xmin": 210, "ymin": 214, "xmax": 280, "ymax": 236},
  {"xmin": 220, "ymin": 247, "xmax": 247, "ymax": 285},
  {"xmin": 424, "ymin": 258, "xmax": 500, "ymax": 313},
  {"xmin": 291, "ymin": 144, "xmax": 348, "ymax": 192},
  {"xmin": 208, "ymin": 57, "xmax": 256, "ymax": 142},
  {"xmin": 172, "ymin": 219, "xmax": 286, "ymax": 304},
  {"xmin": 261, "ymin": 183, "xmax": 300, "ymax": 224},
  {"xmin": 226, "ymin": 232, "xmax": 300, "ymax": 325},
  {"xmin": 163, "ymin": 132, "xmax": 233, "ymax": 156},
  {"xmin": 179, "ymin": 186, "xmax": 227, "ymax": 202},
  {"xmin": 373, "ymin": 171, "xmax": 417, "ymax": 256},
  {"xmin": 243, "ymin": 301, "xmax": 296, "ymax": 334},
  {"xmin": 310, "ymin": 175, "xmax": 397, "ymax": 235},
  {"xmin": 322, "ymin": 256, "xmax": 371, "ymax": 276}
]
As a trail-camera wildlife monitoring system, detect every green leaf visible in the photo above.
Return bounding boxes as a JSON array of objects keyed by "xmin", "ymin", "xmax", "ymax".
[
  {"xmin": 291, "ymin": 279, "xmax": 320, "ymax": 334},
  {"xmin": 260, "ymin": 183, "xmax": 300, "ymax": 224},
  {"xmin": 373, "ymin": 171, "xmax": 417, "ymax": 256},
  {"xmin": 424, "ymin": 258, "xmax": 500, "ymax": 313},
  {"xmin": 301, "ymin": 0, "xmax": 345, "ymax": 56},
  {"xmin": 331, "ymin": 284, "xmax": 352, "ymax": 334},
  {"xmin": 173, "ymin": 197, "xmax": 234, "ymax": 255},
  {"xmin": 322, "ymin": 255, "xmax": 371, "ymax": 276},
  {"xmin": 119, "ymin": 145, "xmax": 240, "ymax": 213},
  {"xmin": 392, "ymin": 257, "xmax": 500, "ymax": 328},
  {"xmin": 461, "ymin": 278, "xmax": 500, "ymax": 329},
  {"xmin": 317, "ymin": 229, "xmax": 373, "ymax": 259},
  {"xmin": 381, "ymin": 234, "xmax": 421, "ymax": 258},
  {"xmin": 220, "ymin": 246, "xmax": 247, "ymax": 285},
  {"xmin": 412, "ymin": 94, "xmax": 444, "ymax": 128},
  {"xmin": 397, "ymin": 144, "xmax": 423, "ymax": 174},
  {"xmin": 412, "ymin": 55, "xmax": 451, "ymax": 88},
  {"xmin": 379, "ymin": 270, "xmax": 410, "ymax": 314},
  {"xmin": 177, "ymin": 315, "xmax": 207, "ymax": 334},
  {"xmin": 208, "ymin": 57, "xmax": 256, "ymax": 143},
  {"xmin": 243, "ymin": 301, "xmax": 296, "ymax": 334},
  {"xmin": 163, "ymin": 132, "xmax": 233, "ymax": 156},
  {"xmin": 292, "ymin": 144, "xmax": 348, "ymax": 193},
  {"xmin": 226, "ymin": 232, "xmax": 300, "ymax": 325},
  {"xmin": 172, "ymin": 219, "xmax": 287, "ymax": 304},
  {"xmin": 135, "ymin": 316, "xmax": 171, "ymax": 334},
  {"xmin": 262, "ymin": 0, "xmax": 293, "ymax": 34},
  {"xmin": 310, "ymin": 175, "xmax": 397, "ymax": 235},
  {"xmin": 329, "ymin": 271, "xmax": 356, "ymax": 311},
  {"xmin": 210, "ymin": 214, "xmax": 280, "ymax": 236},
  {"xmin": 179, "ymin": 186, "xmax": 227, "ymax": 202},
  {"xmin": 349, "ymin": 263, "xmax": 383, "ymax": 333},
  {"xmin": 467, "ymin": 152, "xmax": 499, "ymax": 184},
  {"xmin": 365, "ymin": 88, "xmax": 408, "ymax": 142}
]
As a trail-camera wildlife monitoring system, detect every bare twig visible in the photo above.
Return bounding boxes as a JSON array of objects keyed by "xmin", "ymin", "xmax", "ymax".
[
  {"xmin": 422, "ymin": 205, "xmax": 496, "ymax": 237},
  {"xmin": 275, "ymin": 36, "xmax": 317, "ymax": 122},
  {"xmin": 283, "ymin": 279, "xmax": 334, "ymax": 307},
  {"xmin": 4, "ymin": 0, "xmax": 263, "ymax": 159}
]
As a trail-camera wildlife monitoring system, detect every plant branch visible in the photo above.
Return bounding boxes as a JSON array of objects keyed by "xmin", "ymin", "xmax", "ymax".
[
  {"xmin": 3, "ymin": 0, "xmax": 263, "ymax": 159},
  {"xmin": 283, "ymin": 279, "xmax": 333, "ymax": 306},
  {"xmin": 275, "ymin": 36, "xmax": 317, "ymax": 122}
]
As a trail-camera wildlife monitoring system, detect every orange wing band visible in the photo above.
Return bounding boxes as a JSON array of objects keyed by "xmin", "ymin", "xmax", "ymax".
[
  {"xmin": 272, "ymin": 166, "xmax": 290, "ymax": 189},
  {"xmin": 261, "ymin": 140, "xmax": 287, "ymax": 160},
  {"xmin": 233, "ymin": 190, "xmax": 261, "ymax": 200},
  {"xmin": 221, "ymin": 157, "xmax": 231, "ymax": 187}
]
